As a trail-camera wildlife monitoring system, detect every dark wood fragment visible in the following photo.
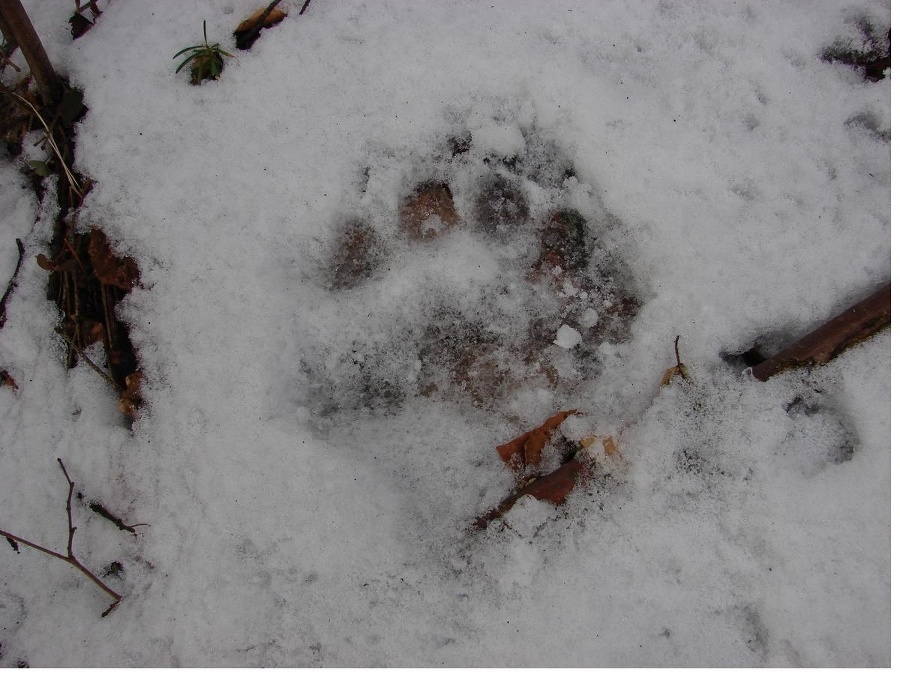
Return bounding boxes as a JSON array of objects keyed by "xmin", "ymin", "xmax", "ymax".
[{"xmin": 751, "ymin": 283, "xmax": 889, "ymax": 382}]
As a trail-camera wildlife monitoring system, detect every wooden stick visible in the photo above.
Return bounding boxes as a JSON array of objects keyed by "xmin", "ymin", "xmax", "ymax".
[
  {"xmin": 0, "ymin": 237, "xmax": 25, "ymax": 328},
  {"xmin": 751, "ymin": 283, "xmax": 890, "ymax": 381},
  {"xmin": 0, "ymin": 459, "xmax": 123, "ymax": 617}
]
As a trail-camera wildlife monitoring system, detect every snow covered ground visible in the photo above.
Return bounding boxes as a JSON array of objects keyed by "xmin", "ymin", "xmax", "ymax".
[{"xmin": 0, "ymin": 0, "xmax": 891, "ymax": 666}]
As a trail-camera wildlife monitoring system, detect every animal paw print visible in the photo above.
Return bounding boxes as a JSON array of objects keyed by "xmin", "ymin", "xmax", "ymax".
[{"xmin": 304, "ymin": 122, "xmax": 642, "ymax": 417}]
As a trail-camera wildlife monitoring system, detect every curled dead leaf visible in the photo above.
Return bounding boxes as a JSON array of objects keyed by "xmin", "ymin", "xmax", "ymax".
[
  {"xmin": 472, "ymin": 455, "xmax": 594, "ymax": 530},
  {"xmin": 496, "ymin": 409, "xmax": 578, "ymax": 470},
  {"xmin": 660, "ymin": 335, "xmax": 689, "ymax": 387},
  {"xmin": 35, "ymin": 253, "xmax": 56, "ymax": 271},
  {"xmin": 88, "ymin": 228, "xmax": 140, "ymax": 290}
]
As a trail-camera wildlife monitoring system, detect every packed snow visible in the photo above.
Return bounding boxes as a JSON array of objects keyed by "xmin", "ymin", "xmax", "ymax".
[{"xmin": 0, "ymin": 0, "xmax": 891, "ymax": 666}]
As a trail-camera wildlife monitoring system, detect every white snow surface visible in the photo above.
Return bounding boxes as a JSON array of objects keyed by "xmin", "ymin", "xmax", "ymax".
[{"xmin": 0, "ymin": 0, "xmax": 891, "ymax": 666}]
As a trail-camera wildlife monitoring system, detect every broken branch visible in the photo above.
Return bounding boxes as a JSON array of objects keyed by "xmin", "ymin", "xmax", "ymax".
[
  {"xmin": 751, "ymin": 283, "xmax": 890, "ymax": 381},
  {"xmin": 88, "ymin": 501, "xmax": 148, "ymax": 534},
  {"xmin": 0, "ymin": 458, "xmax": 124, "ymax": 617}
]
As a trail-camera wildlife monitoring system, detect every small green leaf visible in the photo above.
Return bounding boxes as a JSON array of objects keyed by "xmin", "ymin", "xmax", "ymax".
[
  {"xmin": 176, "ymin": 53, "xmax": 197, "ymax": 74},
  {"xmin": 27, "ymin": 160, "xmax": 51, "ymax": 177},
  {"xmin": 172, "ymin": 44, "xmax": 203, "ymax": 59}
]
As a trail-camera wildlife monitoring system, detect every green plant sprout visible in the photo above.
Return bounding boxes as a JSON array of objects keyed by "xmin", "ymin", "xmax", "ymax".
[{"xmin": 173, "ymin": 20, "xmax": 234, "ymax": 85}]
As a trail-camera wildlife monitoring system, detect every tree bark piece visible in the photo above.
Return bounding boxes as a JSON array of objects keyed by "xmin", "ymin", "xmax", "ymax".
[{"xmin": 751, "ymin": 283, "xmax": 890, "ymax": 382}]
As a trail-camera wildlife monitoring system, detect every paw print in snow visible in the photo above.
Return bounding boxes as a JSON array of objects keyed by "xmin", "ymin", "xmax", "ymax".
[{"xmin": 305, "ymin": 121, "xmax": 642, "ymax": 418}]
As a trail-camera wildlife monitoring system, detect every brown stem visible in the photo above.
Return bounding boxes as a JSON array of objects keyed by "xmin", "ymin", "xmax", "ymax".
[
  {"xmin": 0, "ymin": 237, "xmax": 25, "ymax": 329},
  {"xmin": 0, "ymin": 527, "xmax": 69, "ymax": 562},
  {"xmin": 53, "ymin": 326, "xmax": 119, "ymax": 389},
  {"xmin": 57, "ymin": 458, "xmax": 77, "ymax": 556},
  {"xmin": 0, "ymin": 459, "xmax": 124, "ymax": 617}
]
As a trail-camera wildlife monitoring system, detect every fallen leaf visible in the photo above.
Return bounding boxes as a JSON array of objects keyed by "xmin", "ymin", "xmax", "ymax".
[
  {"xmin": 659, "ymin": 363, "xmax": 689, "ymax": 387},
  {"xmin": 472, "ymin": 455, "xmax": 593, "ymax": 529},
  {"xmin": 27, "ymin": 160, "xmax": 51, "ymax": 177},
  {"xmin": 117, "ymin": 371, "xmax": 142, "ymax": 419},
  {"xmin": 660, "ymin": 335, "xmax": 689, "ymax": 387},
  {"xmin": 88, "ymin": 228, "xmax": 140, "ymax": 290},
  {"xmin": 601, "ymin": 436, "xmax": 620, "ymax": 459},
  {"xmin": 496, "ymin": 409, "xmax": 578, "ymax": 470},
  {"xmin": 235, "ymin": 6, "xmax": 287, "ymax": 33}
]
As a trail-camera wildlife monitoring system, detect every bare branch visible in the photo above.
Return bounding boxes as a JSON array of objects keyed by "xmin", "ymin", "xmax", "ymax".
[
  {"xmin": 0, "ymin": 459, "xmax": 126, "ymax": 617},
  {"xmin": 0, "ymin": 237, "xmax": 25, "ymax": 328}
]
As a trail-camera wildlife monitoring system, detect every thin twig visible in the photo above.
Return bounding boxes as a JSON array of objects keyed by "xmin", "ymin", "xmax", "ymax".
[
  {"xmin": 58, "ymin": 458, "xmax": 77, "ymax": 556},
  {"xmin": 0, "ymin": 50, "xmax": 21, "ymax": 73},
  {"xmin": 53, "ymin": 326, "xmax": 119, "ymax": 389},
  {"xmin": 299, "ymin": 0, "xmax": 313, "ymax": 15},
  {"xmin": 5, "ymin": 92, "xmax": 83, "ymax": 198},
  {"xmin": 62, "ymin": 236, "xmax": 88, "ymax": 276},
  {"xmin": 674, "ymin": 335, "xmax": 682, "ymax": 368},
  {"xmin": 0, "ymin": 459, "xmax": 124, "ymax": 617},
  {"xmin": 0, "ymin": 238, "xmax": 25, "ymax": 328},
  {"xmin": 99, "ymin": 283, "xmax": 115, "ymax": 359}
]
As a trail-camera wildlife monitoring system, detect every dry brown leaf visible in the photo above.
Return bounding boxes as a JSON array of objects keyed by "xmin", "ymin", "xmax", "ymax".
[
  {"xmin": 236, "ymin": 6, "xmax": 287, "ymax": 33},
  {"xmin": 472, "ymin": 455, "xmax": 594, "ymax": 529},
  {"xmin": 117, "ymin": 371, "xmax": 142, "ymax": 419},
  {"xmin": 79, "ymin": 318, "xmax": 106, "ymax": 347},
  {"xmin": 496, "ymin": 409, "xmax": 578, "ymax": 470},
  {"xmin": 601, "ymin": 436, "xmax": 619, "ymax": 459},
  {"xmin": 659, "ymin": 363, "xmax": 689, "ymax": 387},
  {"xmin": 35, "ymin": 253, "xmax": 56, "ymax": 271},
  {"xmin": 88, "ymin": 228, "xmax": 140, "ymax": 291},
  {"xmin": 660, "ymin": 336, "xmax": 689, "ymax": 387}
]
